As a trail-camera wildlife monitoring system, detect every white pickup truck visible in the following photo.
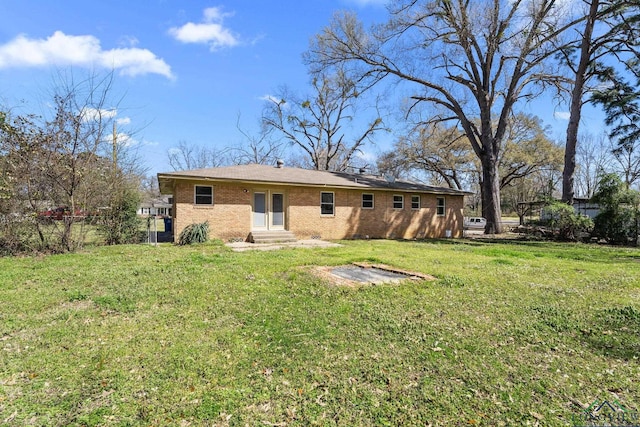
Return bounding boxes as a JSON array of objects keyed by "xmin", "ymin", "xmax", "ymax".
[{"xmin": 464, "ymin": 217, "xmax": 487, "ymax": 229}]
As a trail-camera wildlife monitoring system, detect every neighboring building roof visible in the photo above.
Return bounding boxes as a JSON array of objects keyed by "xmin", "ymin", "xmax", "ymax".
[
  {"xmin": 158, "ymin": 164, "xmax": 471, "ymax": 196},
  {"xmin": 139, "ymin": 195, "xmax": 173, "ymax": 209},
  {"xmin": 573, "ymin": 197, "xmax": 598, "ymax": 204}
]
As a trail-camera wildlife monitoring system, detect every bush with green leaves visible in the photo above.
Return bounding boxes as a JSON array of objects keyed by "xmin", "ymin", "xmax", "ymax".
[
  {"xmin": 178, "ymin": 221, "xmax": 209, "ymax": 245},
  {"xmin": 544, "ymin": 201, "xmax": 594, "ymax": 241},
  {"xmin": 98, "ymin": 187, "xmax": 142, "ymax": 245},
  {"xmin": 591, "ymin": 173, "xmax": 639, "ymax": 245}
]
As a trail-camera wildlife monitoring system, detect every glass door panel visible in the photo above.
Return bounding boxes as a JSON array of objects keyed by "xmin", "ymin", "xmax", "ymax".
[
  {"xmin": 253, "ymin": 192, "xmax": 266, "ymax": 228},
  {"xmin": 271, "ymin": 193, "xmax": 284, "ymax": 228}
]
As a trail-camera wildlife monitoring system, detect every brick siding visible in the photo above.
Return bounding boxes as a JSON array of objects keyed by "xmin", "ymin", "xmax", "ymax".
[{"xmin": 171, "ymin": 180, "xmax": 464, "ymax": 241}]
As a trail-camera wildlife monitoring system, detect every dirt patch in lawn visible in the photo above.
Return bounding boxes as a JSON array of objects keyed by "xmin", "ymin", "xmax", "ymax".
[{"xmin": 309, "ymin": 262, "xmax": 436, "ymax": 287}]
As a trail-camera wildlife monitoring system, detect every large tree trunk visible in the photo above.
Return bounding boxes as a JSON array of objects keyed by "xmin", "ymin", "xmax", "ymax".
[
  {"xmin": 562, "ymin": 0, "xmax": 600, "ymax": 204},
  {"xmin": 480, "ymin": 153, "xmax": 503, "ymax": 234},
  {"xmin": 562, "ymin": 121, "xmax": 578, "ymax": 204}
]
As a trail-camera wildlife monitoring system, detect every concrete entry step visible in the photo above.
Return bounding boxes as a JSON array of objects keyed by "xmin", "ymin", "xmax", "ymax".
[{"xmin": 248, "ymin": 230, "xmax": 297, "ymax": 244}]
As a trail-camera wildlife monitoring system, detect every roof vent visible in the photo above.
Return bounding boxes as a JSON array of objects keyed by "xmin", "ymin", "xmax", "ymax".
[{"xmin": 276, "ymin": 159, "xmax": 284, "ymax": 168}]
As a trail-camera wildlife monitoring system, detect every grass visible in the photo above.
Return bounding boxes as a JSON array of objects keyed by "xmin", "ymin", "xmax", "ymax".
[{"xmin": 0, "ymin": 239, "xmax": 639, "ymax": 426}]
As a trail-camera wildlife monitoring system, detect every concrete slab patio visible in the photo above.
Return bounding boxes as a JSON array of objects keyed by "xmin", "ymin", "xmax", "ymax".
[
  {"xmin": 226, "ymin": 239, "xmax": 342, "ymax": 252},
  {"xmin": 330, "ymin": 265, "xmax": 409, "ymax": 284}
]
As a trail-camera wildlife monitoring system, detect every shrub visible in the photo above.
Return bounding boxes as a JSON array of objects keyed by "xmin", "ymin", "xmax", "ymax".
[
  {"xmin": 98, "ymin": 188, "xmax": 142, "ymax": 245},
  {"xmin": 591, "ymin": 173, "xmax": 640, "ymax": 245},
  {"xmin": 178, "ymin": 221, "xmax": 209, "ymax": 245},
  {"xmin": 594, "ymin": 207, "xmax": 637, "ymax": 244},
  {"xmin": 0, "ymin": 214, "xmax": 37, "ymax": 255},
  {"xmin": 543, "ymin": 201, "xmax": 593, "ymax": 241}
]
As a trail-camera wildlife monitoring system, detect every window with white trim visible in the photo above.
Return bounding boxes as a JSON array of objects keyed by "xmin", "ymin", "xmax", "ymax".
[
  {"xmin": 436, "ymin": 197, "xmax": 445, "ymax": 216},
  {"xmin": 411, "ymin": 195, "xmax": 420, "ymax": 210},
  {"xmin": 321, "ymin": 192, "xmax": 334, "ymax": 215},
  {"xmin": 194, "ymin": 185, "xmax": 213, "ymax": 205},
  {"xmin": 393, "ymin": 195, "xmax": 404, "ymax": 209},
  {"xmin": 362, "ymin": 193, "xmax": 374, "ymax": 209}
]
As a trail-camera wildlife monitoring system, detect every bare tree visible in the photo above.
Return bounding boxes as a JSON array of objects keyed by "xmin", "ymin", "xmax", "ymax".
[
  {"xmin": 498, "ymin": 115, "xmax": 563, "ymax": 222},
  {"xmin": 502, "ymin": 167, "xmax": 561, "ymax": 225},
  {"xmin": 383, "ymin": 113, "xmax": 561, "ymax": 220},
  {"xmin": 227, "ymin": 115, "xmax": 284, "ymax": 165},
  {"xmin": 561, "ymin": 0, "xmax": 602, "ymax": 204},
  {"xmin": 0, "ymin": 71, "xmax": 143, "ymax": 252},
  {"xmin": 262, "ymin": 68, "xmax": 385, "ymax": 171},
  {"xmin": 376, "ymin": 150, "xmax": 411, "ymax": 180},
  {"xmin": 167, "ymin": 140, "xmax": 227, "ymax": 171},
  {"xmin": 499, "ymin": 114, "xmax": 564, "ymax": 190},
  {"xmin": 0, "ymin": 113, "xmax": 48, "ymax": 252},
  {"xmin": 384, "ymin": 123, "xmax": 475, "ymax": 190},
  {"xmin": 560, "ymin": 0, "xmax": 640, "ymax": 203},
  {"xmin": 611, "ymin": 137, "xmax": 640, "ymax": 188},
  {"xmin": 574, "ymin": 133, "xmax": 612, "ymax": 198},
  {"xmin": 38, "ymin": 73, "xmax": 119, "ymax": 250},
  {"xmin": 309, "ymin": 1, "xmax": 582, "ymax": 233}
]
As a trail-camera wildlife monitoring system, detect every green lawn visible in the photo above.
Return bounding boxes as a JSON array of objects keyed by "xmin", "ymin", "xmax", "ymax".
[{"xmin": 0, "ymin": 239, "xmax": 639, "ymax": 426}]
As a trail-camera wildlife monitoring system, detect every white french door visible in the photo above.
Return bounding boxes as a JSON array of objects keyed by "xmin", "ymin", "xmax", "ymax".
[{"xmin": 253, "ymin": 191, "xmax": 285, "ymax": 230}]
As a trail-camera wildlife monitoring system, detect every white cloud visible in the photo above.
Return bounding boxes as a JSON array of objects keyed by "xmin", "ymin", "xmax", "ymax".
[
  {"xmin": 104, "ymin": 46, "xmax": 173, "ymax": 78},
  {"xmin": 0, "ymin": 31, "xmax": 173, "ymax": 79},
  {"xmin": 554, "ymin": 111, "xmax": 571, "ymax": 120},
  {"xmin": 115, "ymin": 133, "xmax": 135, "ymax": 147},
  {"xmin": 82, "ymin": 107, "xmax": 118, "ymax": 122},
  {"xmin": 259, "ymin": 94, "xmax": 284, "ymax": 104},
  {"xmin": 119, "ymin": 35, "xmax": 139, "ymax": 48},
  {"xmin": 169, "ymin": 22, "xmax": 236, "ymax": 45},
  {"xmin": 356, "ymin": 150, "xmax": 377, "ymax": 162},
  {"xmin": 259, "ymin": 94, "xmax": 289, "ymax": 111},
  {"xmin": 126, "ymin": 136, "xmax": 159, "ymax": 147},
  {"xmin": 112, "ymin": 133, "xmax": 159, "ymax": 148},
  {"xmin": 168, "ymin": 7, "xmax": 239, "ymax": 51},
  {"xmin": 82, "ymin": 109, "xmax": 132, "ymax": 130},
  {"xmin": 203, "ymin": 7, "xmax": 231, "ymax": 22}
]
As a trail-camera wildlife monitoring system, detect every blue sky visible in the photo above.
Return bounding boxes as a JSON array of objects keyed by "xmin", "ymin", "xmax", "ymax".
[
  {"xmin": 0, "ymin": 1, "xmax": 603, "ymax": 176},
  {"xmin": 0, "ymin": 1, "xmax": 391, "ymax": 174}
]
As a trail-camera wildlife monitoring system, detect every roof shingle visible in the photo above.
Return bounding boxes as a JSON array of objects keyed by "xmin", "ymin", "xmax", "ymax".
[{"xmin": 158, "ymin": 164, "xmax": 470, "ymax": 195}]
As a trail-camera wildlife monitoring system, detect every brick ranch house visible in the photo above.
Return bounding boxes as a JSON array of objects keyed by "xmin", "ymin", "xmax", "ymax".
[{"xmin": 157, "ymin": 163, "xmax": 470, "ymax": 243}]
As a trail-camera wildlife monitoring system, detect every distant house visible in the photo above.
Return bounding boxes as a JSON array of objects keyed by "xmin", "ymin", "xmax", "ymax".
[
  {"xmin": 137, "ymin": 195, "xmax": 173, "ymax": 217},
  {"xmin": 572, "ymin": 197, "xmax": 600, "ymax": 219},
  {"xmin": 157, "ymin": 163, "xmax": 470, "ymax": 242},
  {"xmin": 539, "ymin": 197, "xmax": 601, "ymax": 221}
]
